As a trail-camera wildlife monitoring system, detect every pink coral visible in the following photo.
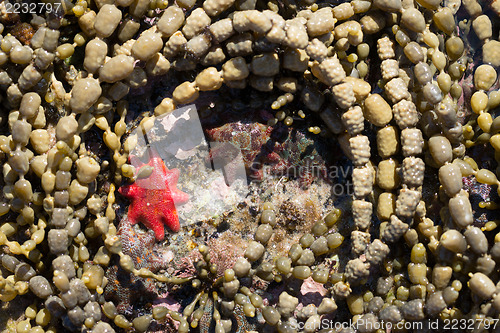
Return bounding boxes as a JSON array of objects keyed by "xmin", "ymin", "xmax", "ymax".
[{"xmin": 205, "ymin": 121, "xmax": 332, "ymax": 188}]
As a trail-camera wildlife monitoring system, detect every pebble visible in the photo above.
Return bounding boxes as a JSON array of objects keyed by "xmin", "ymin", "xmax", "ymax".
[
  {"xmin": 469, "ymin": 273, "xmax": 496, "ymax": 300},
  {"xmin": 69, "ymin": 279, "xmax": 91, "ymax": 305},
  {"xmin": 263, "ymin": 306, "xmax": 281, "ymax": 325},
  {"xmin": 83, "ymin": 38, "xmax": 107, "ymax": 74},
  {"xmin": 70, "ymin": 78, "xmax": 102, "ymax": 113},
  {"xmin": 92, "ymin": 322, "xmax": 116, "ymax": 333},
  {"xmin": 449, "ymin": 192, "xmax": 473, "ymax": 228},
  {"xmin": 182, "ymin": 8, "xmax": 211, "ymax": 39},
  {"xmin": 377, "ymin": 159, "xmax": 399, "ymax": 190},
  {"xmin": 14, "ymin": 263, "xmax": 36, "ymax": 281},
  {"xmin": 464, "ymin": 227, "xmax": 488, "ymax": 255},
  {"xmin": 474, "ymin": 64, "xmax": 497, "ymax": 90},
  {"xmin": 48, "ymin": 229, "xmax": 69, "ymax": 254},
  {"xmin": 440, "ymin": 230, "xmax": 467, "ymax": 253},
  {"xmin": 76, "ymin": 157, "xmax": 100, "ymax": 184},
  {"xmin": 401, "ymin": 299, "xmax": 425, "ymax": 320},
  {"xmin": 100, "ymin": 55, "xmax": 135, "ymax": 83},
  {"xmin": 377, "ymin": 126, "xmax": 399, "ymax": 158},
  {"xmin": 94, "ymin": 4, "xmax": 122, "ymax": 38},
  {"xmin": 29, "ymin": 276, "xmax": 53, "ymax": 299},
  {"xmin": 438, "ymin": 163, "xmax": 462, "ymax": 197}
]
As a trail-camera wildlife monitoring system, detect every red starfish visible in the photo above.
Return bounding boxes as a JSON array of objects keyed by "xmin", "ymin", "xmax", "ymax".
[{"xmin": 119, "ymin": 150, "xmax": 189, "ymax": 240}]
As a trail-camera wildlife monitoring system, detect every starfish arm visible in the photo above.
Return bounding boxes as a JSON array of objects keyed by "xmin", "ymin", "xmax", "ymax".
[
  {"xmin": 159, "ymin": 201, "xmax": 180, "ymax": 232},
  {"xmin": 119, "ymin": 183, "xmax": 142, "ymax": 198},
  {"xmin": 126, "ymin": 202, "xmax": 141, "ymax": 226},
  {"xmin": 147, "ymin": 157, "xmax": 169, "ymax": 185},
  {"xmin": 170, "ymin": 189, "xmax": 190, "ymax": 204},
  {"xmin": 148, "ymin": 215, "xmax": 166, "ymax": 241},
  {"xmin": 119, "ymin": 152, "xmax": 188, "ymax": 238},
  {"xmin": 165, "ymin": 168, "xmax": 180, "ymax": 187}
]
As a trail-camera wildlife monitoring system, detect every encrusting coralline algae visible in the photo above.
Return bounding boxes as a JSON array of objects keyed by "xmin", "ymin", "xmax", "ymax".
[{"xmin": 0, "ymin": 0, "xmax": 499, "ymax": 331}]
